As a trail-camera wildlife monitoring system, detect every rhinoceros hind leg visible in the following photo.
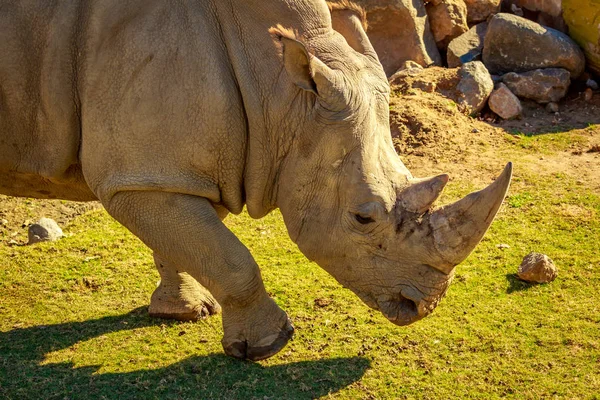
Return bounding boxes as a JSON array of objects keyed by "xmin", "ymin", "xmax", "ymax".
[{"xmin": 149, "ymin": 253, "xmax": 221, "ymax": 321}]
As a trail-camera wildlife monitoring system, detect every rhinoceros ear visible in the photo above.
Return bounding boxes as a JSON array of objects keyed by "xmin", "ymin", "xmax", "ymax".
[
  {"xmin": 270, "ymin": 25, "xmax": 341, "ymax": 102},
  {"xmin": 270, "ymin": 26, "xmax": 319, "ymax": 94}
]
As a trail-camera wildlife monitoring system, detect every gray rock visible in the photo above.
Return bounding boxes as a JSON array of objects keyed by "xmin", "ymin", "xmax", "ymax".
[
  {"xmin": 28, "ymin": 217, "xmax": 63, "ymax": 244},
  {"xmin": 482, "ymin": 13, "xmax": 585, "ymax": 78},
  {"xmin": 502, "ymin": 68, "xmax": 571, "ymax": 103},
  {"xmin": 352, "ymin": 0, "xmax": 442, "ymax": 76},
  {"xmin": 502, "ymin": 0, "xmax": 567, "ymax": 32},
  {"xmin": 464, "ymin": 0, "xmax": 501, "ymax": 24},
  {"xmin": 509, "ymin": 3, "xmax": 524, "ymax": 17},
  {"xmin": 425, "ymin": 0, "xmax": 469, "ymax": 50},
  {"xmin": 447, "ymin": 22, "xmax": 488, "ymax": 68},
  {"xmin": 488, "ymin": 83, "xmax": 522, "ymax": 119},
  {"xmin": 457, "ymin": 61, "xmax": 494, "ymax": 115},
  {"xmin": 586, "ymin": 79, "xmax": 599, "ymax": 90},
  {"xmin": 518, "ymin": 252, "xmax": 557, "ymax": 283}
]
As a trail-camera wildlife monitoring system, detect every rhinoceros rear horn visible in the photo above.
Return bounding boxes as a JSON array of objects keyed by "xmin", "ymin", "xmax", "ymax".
[
  {"xmin": 429, "ymin": 163, "xmax": 513, "ymax": 269},
  {"xmin": 401, "ymin": 174, "xmax": 449, "ymax": 214}
]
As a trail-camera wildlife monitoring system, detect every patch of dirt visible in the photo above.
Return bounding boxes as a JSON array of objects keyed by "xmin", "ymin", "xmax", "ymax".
[
  {"xmin": 389, "ymin": 74, "xmax": 600, "ymax": 193},
  {"xmin": 0, "ymin": 195, "xmax": 101, "ymax": 244}
]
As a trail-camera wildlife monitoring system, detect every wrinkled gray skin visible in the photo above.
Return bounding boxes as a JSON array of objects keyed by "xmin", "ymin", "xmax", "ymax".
[{"xmin": 0, "ymin": 0, "xmax": 511, "ymax": 361}]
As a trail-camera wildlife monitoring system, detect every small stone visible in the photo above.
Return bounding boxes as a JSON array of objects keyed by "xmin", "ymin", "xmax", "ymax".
[
  {"xmin": 584, "ymin": 88, "xmax": 593, "ymax": 102},
  {"xmin": 496, "ymin": 243, "xmax": 510, "ymax": 249},
  {"xmin": 390, "ymin": 60, "xmax": 425, "ymax": 78},
  {"xmin": 488, "ymin": 83, "xmax": 522, "ymax": 119},
  {"xmin": 586, "ymin": 79, "xmax": 599, "ymax": 90},
  {"xmin": 502, "ymin": 68, "xmax": 571, "ymax": 104},
  {"xmin": 0, "ymin": 219, "xmax": 7, "ymax": 226},
  {"xmin": 27, "ymin": 218, "xmax": 63, "ymax": 245},
  {"xmin": 314, "ymin": 298, "xmax": 332, "ymax": 308},
  {"xmin": 8, "ymin": 239, "xmax": 18, "ymax": 246},
  {"xmin": 517, "ymin": 252, "xmax": 558, "ymax": 283},
  {"xmin": 400, "ymin": 60, "xmax": 424, "ymax": 71},
  {"xmin": 509, "ymin": 3, "xmax": 524, "ymax": 16},
  {"xmin": 546, "ymin": 102, "xmax": 559, "ymax": 113},
  {"xmin": 471, "ymin": 128, "xmax": 480, "ymax": 133}
]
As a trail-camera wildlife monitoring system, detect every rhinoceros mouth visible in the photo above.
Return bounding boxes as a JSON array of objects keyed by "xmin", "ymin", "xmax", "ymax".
[{"xmin": 377, "ymin": 294, "xmax": 420, "ymax": 326}]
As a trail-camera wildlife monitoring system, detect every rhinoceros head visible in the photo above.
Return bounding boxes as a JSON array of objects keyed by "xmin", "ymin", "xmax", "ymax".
[{"xmin": 270, "ymin": 5, "xmax": 512, "ymax": 326}]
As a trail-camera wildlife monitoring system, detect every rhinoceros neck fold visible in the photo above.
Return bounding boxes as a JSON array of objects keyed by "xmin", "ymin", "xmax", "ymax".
[{"xmin": 213, "ymin": 0, "xmax": 331, "ymax": 219}]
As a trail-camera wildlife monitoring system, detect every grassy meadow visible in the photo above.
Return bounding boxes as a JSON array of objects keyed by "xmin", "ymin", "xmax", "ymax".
[{"xmin": 1, "ymin": 127, "xmax": 599, "ymax": 399}]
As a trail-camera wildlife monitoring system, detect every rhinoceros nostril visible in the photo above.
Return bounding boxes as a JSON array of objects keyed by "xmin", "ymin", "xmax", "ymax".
[
  {"xmin": 377, "ymin": 293, "xmax": 420, "ymax": 326},
  {"xmin": 397, "ymin": 296, "xmax": 418, "ymax": 319}
]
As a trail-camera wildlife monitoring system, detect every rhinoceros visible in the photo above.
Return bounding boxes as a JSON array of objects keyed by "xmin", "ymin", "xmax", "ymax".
[{"xmin": 0, "ymin": 0, "xmax": 511, "ymax": 360}]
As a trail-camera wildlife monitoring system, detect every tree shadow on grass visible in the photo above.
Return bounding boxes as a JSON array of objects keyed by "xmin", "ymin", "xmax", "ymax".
[
  {"xmin": 0, "ymin": 307, "xmax": 369, "ymax": 399},
  {"xmin": 505, "ymin": 273, "xmax": 538, "ymax": 294}
]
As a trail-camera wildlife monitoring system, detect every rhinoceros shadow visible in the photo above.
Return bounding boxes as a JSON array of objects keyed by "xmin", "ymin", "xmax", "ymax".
[{"xmin": 0, "ymin": 307, "xmax": 369, "ymax": 399}]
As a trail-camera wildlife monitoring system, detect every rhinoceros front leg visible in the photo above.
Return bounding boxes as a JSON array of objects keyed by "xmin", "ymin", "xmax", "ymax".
[
  {"xmin": 149, "ymin": 253, "xmax": 221, "ymax": 321},
  {"xmin": 105, "ymin": 191, "xmax": 294, "ymax": 361}
]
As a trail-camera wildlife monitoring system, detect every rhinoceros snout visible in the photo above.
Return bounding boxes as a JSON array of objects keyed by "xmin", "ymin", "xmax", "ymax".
[{"xmin": 376, "ymin": 293, "xmax": 421, "ymax": 326}]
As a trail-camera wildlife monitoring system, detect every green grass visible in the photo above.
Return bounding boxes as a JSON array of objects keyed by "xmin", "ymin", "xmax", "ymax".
[
  {"xmin": 506, "ymin": 129, "xmax": 592, "ymax": 153},
  {"xmin": 1, "ymin": 145, "xmax": 600, "ymax": 399}
]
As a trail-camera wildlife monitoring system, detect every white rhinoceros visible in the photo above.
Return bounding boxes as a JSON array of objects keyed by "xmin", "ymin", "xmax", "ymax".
[{"xmin": 0, "ymin": 0, "xmax": 511, "ymax": 360}]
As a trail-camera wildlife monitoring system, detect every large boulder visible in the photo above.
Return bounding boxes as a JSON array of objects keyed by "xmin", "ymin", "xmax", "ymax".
[
  {"xmin": 501, "ymin": 0, "xmax": 567, "ymax": 32},
  {"xmin": 509, "ymin": 0, "xmax": 562, "ymax": 17},
  {"xmin": 502, "ymin": 68, "xmax": 571, "ymax": 104},
  {"xmin": 425, "ymin": 0, "xmax": 469, "ymax": 50},
  {"xmin": 463, "ymin": 0, "xmax": 501, "ymax": 24},
  {"xmin": 482, "ymin": 13, "xmax": 585, "ymax": 78},
  {"xmin": 456, "ymin": 61, "xmax": 494, "ymax": 115},
  {"xmin": 488, "ymin": 83, "xmax": 522, "ymax": 119},
  {"xmin": 564, "ymin": 1, "xmax": 600, "ymax": 75},
  {"xmin": 350, "ymin": 0, "xmax": 442, "ymax": 76},
  {"xmin": 447, "ymin": 22, "xmax": 488, "ymax": 68}
]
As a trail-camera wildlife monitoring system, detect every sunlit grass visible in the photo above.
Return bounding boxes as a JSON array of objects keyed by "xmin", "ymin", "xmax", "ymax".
[{"xmin": 1, "ymin": 135, "xmax": 599, "ymax": 399}]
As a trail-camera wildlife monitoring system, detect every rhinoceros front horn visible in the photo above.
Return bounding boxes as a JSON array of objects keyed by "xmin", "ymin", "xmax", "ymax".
[{"xmin": 429, "ymin": 163, "xmax": 513, "ymax": 272}]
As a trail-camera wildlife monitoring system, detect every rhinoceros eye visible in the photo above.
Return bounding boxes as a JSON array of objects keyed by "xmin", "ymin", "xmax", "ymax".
[
  {"xmin": 354, "ymin": 213, "xmax": 375, "ymax": 225},
  {"xmin": 352, "ymin": 201, "xmax": 385, "ymax": 226}
]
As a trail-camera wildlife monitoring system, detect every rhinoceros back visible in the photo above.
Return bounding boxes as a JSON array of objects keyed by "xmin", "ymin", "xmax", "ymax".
[
  {"xmin": 1, "ymin": 1, "xmax": 249, "ymax": 208},
  {"xmin": 0, "ymin": 1, "xmax": 96, "ymax": 200}
]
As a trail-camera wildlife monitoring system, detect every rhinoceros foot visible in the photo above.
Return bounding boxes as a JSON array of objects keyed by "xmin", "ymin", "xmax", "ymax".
[
  {"xmin": 149, "ymin": 273, "xmax": 221, "ymax": 322},
  {"xmin": 221, "ymin": 297, "xmax": 294, "ymax": 361}
]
